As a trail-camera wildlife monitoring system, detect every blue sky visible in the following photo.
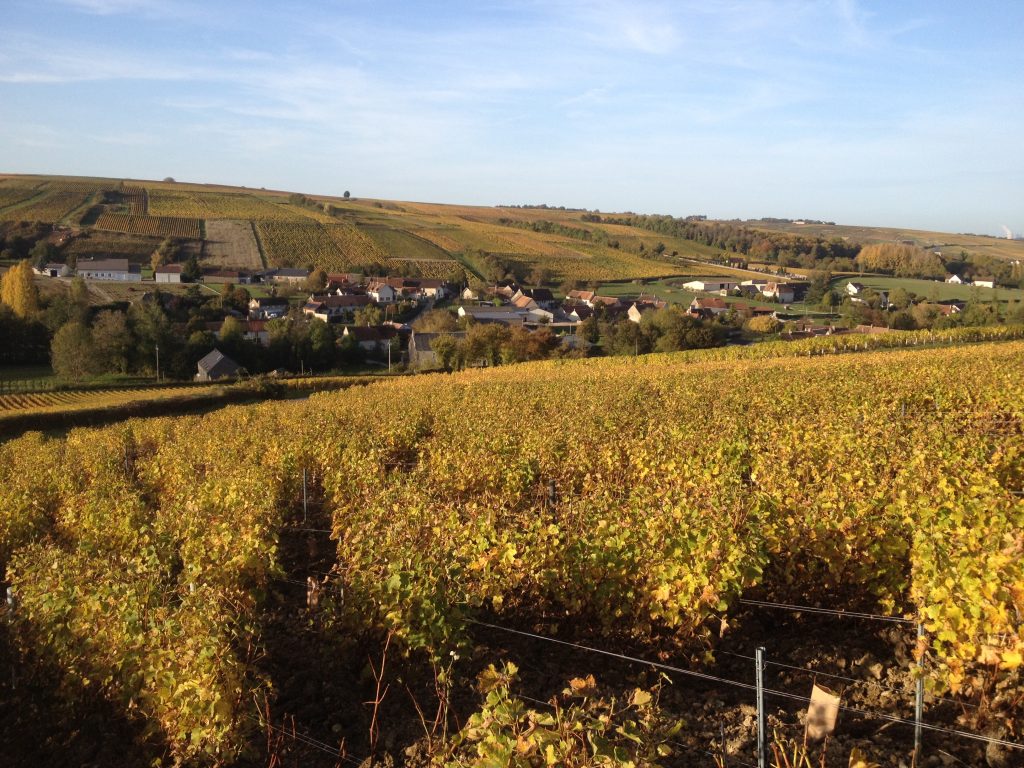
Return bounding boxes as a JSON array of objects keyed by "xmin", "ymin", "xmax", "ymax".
[{"xmin": 1, "ymin": 1, "xmax": 1021, "ymax": 235}]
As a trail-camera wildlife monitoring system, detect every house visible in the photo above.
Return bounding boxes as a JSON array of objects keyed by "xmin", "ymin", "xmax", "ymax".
[
  {"xmin": 626, "ymin": 299, "xmax": 667, "ymax": 323},
  {"xmin": 761, "ymin": 282, "xmax": 796, "ymax": 303},
  {"xmin": 195, "ymin": 349, "xmax": 240, "ymax": 381},
  {"xmin": 303, "ymin": 293, "xmax": 372, "ymax": 323},
  {"xmin": 731, "ymin": 302, "xmax": 775, "ymax": 318},
  {"xmin": 845, "ymin": 282, "xmax": 865, "ymax": 296},
  {"xmin": 270, "ymin": 268, "xmax": 311, "ymax": 284},
  {"xmin": 154, "ymin": 264, "xmax": 183, "ymax": 284},
  {"xmin": 682, "ymin": 280, "xmax": 738, "ymax": 293},
  {"xmin": 946, "ymin": 274, "xmax": 963, "ymax": 284},
  {"xmin": 462, "ymin": 286, "xmax": 481, "ymax": 301},
  {"xmin": 343, "ymin": 324, "xmax": 404, "ymax": 353},
  {"xmin": 33, "ymin": 262, "xmax": 70, "ymax": 278},
  {"xmin": 974, "ymin": 279, "xmax": 995, "ymax": 289},
  {"xmin": 524, "ymin": 307, "xmax": 556, "ymax": 324},
  {"xmin": 415, "ymin": 279, "xmax": 451, "ymax": 300},
  {"xmin": 564, "ymin": 304, "xmax": 594, "ymax": 322},
  {"xmin": 936, "ymin": 303, "xmax": 964, "ymax": 317},
  {"xmin": 627, "ymin": 303, "xmax": 649, "ymax": 324},
  {"xmin": 248, "ymin": 296, "xmax": 289, "ymax": 320},
  {"xmin": 367, "ymin": 280, "xmax": 399, "ymax": 304},
  {"xmin": 521, "ymin": 287, "xmax": 556, "ymax": 309},
  {"xmin": 565, "ymin": 289, "xmax": 596, "ymax": 305},
  {"xmin": 511, "ymin": 293, "xmax": 539, "ymax": 311},
  {"xmin": 688, "ymin": 297, "xmax": 729, "ymax": 317},
  {"xmin": 241, "ymin": 320, "xmax": 270, "ymax": 344},
  {"xmin": 76, "ymin": 258, "xmax": 142, "ymax": 282},
  {"xmin": 494, "ymin": 280, "xmax": 520, "ymax": 299},
  {"xmin": 408, "ymin": 330, "xmax": 467, "ymax": 368}
]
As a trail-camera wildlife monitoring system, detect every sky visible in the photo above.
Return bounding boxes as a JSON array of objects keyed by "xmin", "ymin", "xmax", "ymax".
[{"xmin": 1, "ymin": 0, "xmax": 1021, "ymax": 235}]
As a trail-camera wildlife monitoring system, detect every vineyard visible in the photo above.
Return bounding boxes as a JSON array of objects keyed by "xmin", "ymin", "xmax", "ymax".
[
  {"xmin": 95, "ymin": 212, "xmax": 202, "ymax": 239},
  {"xmin": 1, "ymin": 336, "xmax": 1022, "ymax": 766},
  {"xmin": 256, "ymin": 221, "xmax": 388, "ymax": 272},
  {"xmin": 147, "ymin": 189, "xmax": 335, "ymax": 223},
  {"xmin": 0, "ymin": 182, "xmax": 100, "ymax": 223},
  {"xmin": 0, "ymin": 384, "xmax": 214, "ymax": 416}
]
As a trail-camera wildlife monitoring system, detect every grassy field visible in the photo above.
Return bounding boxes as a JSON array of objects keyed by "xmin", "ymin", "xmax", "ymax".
[
  {"xmin": 745, "ymin": 220, "xmax": 1024, "ymax": 263},
  {"xmin": 831, "ymin": 275, "xmax": 1024, "ymax": 307}
]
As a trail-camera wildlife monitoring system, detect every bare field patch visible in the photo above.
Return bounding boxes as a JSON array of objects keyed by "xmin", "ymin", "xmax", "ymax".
[{"xmin": 203, "ymin": 220, "xmax": 264, "ymax": 270}]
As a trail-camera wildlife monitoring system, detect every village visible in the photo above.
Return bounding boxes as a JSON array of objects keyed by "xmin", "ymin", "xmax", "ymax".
[{"xmin": 19, "ymin": 253, "xmax": 990, "ymax": 382}]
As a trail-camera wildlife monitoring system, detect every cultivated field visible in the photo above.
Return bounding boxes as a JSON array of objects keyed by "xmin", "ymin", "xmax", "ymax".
[
  {"xmin": 1, "ymin": 332, "xmax": 1022, "ymax": 766},
  {"xmin": 203, "ymin": 219, "xmax": 265, "ymax": 270}
]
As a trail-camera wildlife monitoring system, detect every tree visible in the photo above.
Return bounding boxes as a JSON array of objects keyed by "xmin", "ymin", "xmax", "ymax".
[
  {"xmin": 0, "ymin": 260, "xmax": 40, "ymax": 318},
  {"xmin": 804, "ymin": 270, "xmax": 832, "ymax": 306},
  {"xmin": 527, "ymin": 266, "xmax": 553, "ymax": 286},
  {"xmin": 577, "ymin": 315, "xmax": 600, "ymax": 344},
  {"xmin": 304, "ymin": 268, "xmax": 328, "ymax": 293},
  {"xmin": 430, "ymin": 334, "xmax": 459, "ymax": 370},
  {"xmin": 354, "ymin": 305, "xmax": 383, "ymax": 327},
  {"xmin": 30, "ymin": 239, "xmax": 58, "ymax": 270},
  {"xmin": 413, "ymin": 308, "xmax": 458, "ymax": 333},
  {"xmin": 887, "ymin": 287, "xmax": 912, "ymax": 311},
  {"xmin": 69, "ymin": 277, "xmax": 90, "ymax": 322},
  {"xmin": 746, "ymin": 315, "xmax": 783, "ymax": 334},
  {"xmin": 91, "ymin": 310, "xmax": 132, "ymax": 374},
  {"xmin": 343, "ymin": 191, "xmax": 351, "ymax": 199},
  {"xmin": 181, "ymin": 254, "xmax": 201, "ymax": 283},
  {"xmin": 51, "ymin": 321, "xmax": 98, "ymax": 380}
]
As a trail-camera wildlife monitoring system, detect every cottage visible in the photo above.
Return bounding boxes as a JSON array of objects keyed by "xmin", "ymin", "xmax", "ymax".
[
  {"xmin": 845, "ymin": 282, "xmax": 865, "ymax": 296},
  {"xmin": 626, "ymin": 299, "xmax": 666, "ymax": 324},
  {"xmin": 565, "ymin": 289, "xmax": 596, "ymax": 305},
  {"xmin": 343, "ymin": 324, "xmax": 399, "ymax": 352},
  {"xmin": 303, "ymin": 293, "xmax": 372, "ymax": 323},
  {"xmin": 761, "ymin": 282, "xmax": 796, "ymax": 303},
  {"xmin": 973, "ymin": 279, "xmax": 995, "ymax": 289},
  {"xmin": 945, "ymin": 274, "xmax": 963, "ymax": 285},
  {"xmin": 77, "ymin": 258, "xmax": 142, "ymax": 282},
  {"xmin": 511, "ymin": 293, "xmax": 539, "ymax": 311},
  {"xmin": 248, "ymin": 296, "xmax": 289, "ymax": 320},
  {"xmin": 520, "ymin": 287, "xmax": 556, "ymax": 308},
  {"xmin": 195, "ymin": 349, "xmax": 240, "ymax": 381},
  {"xmin": 154, "ymin": 264, "xmax": 183, "ymax": 284},
  {"xmin": 367, "ymin": 280, "xmax": 399, "ymax": 304},
  {"xmin": 688, "ymin": 297, "xmax": 729, "ymax": 317}
]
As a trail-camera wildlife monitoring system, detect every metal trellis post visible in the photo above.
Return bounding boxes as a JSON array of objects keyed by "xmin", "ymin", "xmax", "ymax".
[
  {"xmin": 915, "ymin": 622, "xmax": 925, "ymax": 759},
  {"xmin": 302, "ymin": 467, "xmax": 308, "ymax": 525},
  {"xmin": 756, "ymin": 646, "xmax": 766, "ymax": 768}
]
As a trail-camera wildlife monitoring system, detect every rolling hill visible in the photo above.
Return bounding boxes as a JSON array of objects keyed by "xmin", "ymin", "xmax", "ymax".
[{"xmin": 2, "ymin": 173, "xmax": 1023, "ymax": 291}]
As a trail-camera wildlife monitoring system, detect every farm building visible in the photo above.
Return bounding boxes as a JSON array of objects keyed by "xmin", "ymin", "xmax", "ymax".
[
  {"xmin": 195, "ymin": 349, "xmax": 240, "ymax": 381},
  {"xmin": 154, "ymin": 264, "xmax": 182, "ymax": 284},
  {"xmin": 681, "ymin": 280, "xmax": 737, "ymax": 293},
  {"xmin": 76, "ymin": 258, "xmax": 142, "ymax": 282}
]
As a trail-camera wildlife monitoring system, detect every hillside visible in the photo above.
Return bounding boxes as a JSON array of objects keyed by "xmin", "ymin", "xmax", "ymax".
[
  {"xmin": 740, "ymin": 218, "xmax": 1024, "ymax": 263},
  {"xmin": 1, "ymin": 333, "xmax": 1022, "ymax": 766},
  {"xmin": 4, "ymin": 174, "xmax": 1022, "ymax": 292},
  {"xmin": 0, "ymin": 174, "xmax": 693, "ymax": 285}
]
